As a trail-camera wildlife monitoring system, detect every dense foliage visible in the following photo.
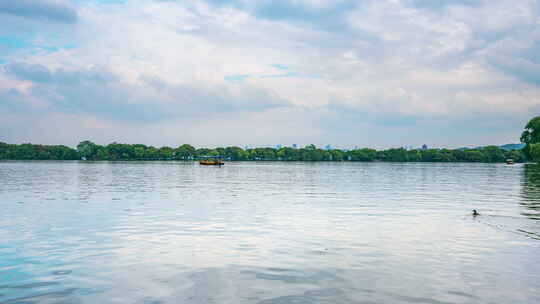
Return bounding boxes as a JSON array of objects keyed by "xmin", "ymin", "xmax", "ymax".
[
  {"xmin": 521, "ymin": 116, "xmax": 540, "ymax": 160},
  {"xmin": 0, "ymin": 142, "xmax": 79, "ymax": 160},
  {"xmin": 0, "ymin": 141, "xmax": 526, "ymax": 163},
  {"xmin": 530, "ymin": 143, "xmax": 540, "ymax": 163}
]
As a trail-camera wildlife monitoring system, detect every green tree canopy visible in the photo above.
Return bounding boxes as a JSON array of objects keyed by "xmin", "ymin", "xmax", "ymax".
[
  {"xmin": 77, "ymin": 140, "xmax": 99, "ymax": 160},
  {"xmin": 175, "ymin": 144, "xmax": 196, "ymax": 160},
  {"xmin": 521, "ymin": 116, "xmax": 540, "ymax": 159},
  {"xmin": 530, "ymin": 143, "xmax": 540, "ymax": 163},
  {"xmin": 0, "ymin": 141, "xmax": 528, "ymax": 163}
]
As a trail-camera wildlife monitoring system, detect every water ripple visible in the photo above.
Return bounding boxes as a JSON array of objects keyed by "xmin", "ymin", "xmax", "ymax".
[{"xmin": 0, "ymin": 161, "xmax": 539, "ymax": 303}]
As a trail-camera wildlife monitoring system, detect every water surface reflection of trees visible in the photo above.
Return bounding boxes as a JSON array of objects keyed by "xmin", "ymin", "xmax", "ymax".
[{"xmin": 521, "ymin": 164, "xmax": 540, "ymax": 221}]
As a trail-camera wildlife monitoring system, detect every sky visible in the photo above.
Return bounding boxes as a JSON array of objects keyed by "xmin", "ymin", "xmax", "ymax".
[{"xmin": 0, "ymin": 0, "xmax": 539, "ymax": 149}]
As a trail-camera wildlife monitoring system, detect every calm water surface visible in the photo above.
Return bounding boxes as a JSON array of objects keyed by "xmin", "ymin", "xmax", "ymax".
[{"xmin": 1, "ymin": 161, "xmax": 539, "ymax": 304}]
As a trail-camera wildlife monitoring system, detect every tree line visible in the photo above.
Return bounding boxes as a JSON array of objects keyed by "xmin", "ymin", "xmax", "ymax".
[
  {"xmin": 0, "ymin": 140, "xmax": 527, "ymax": 163},
  {"xmin": 521, "ymin": 116, "xmax": 540, "ymax": 163}
]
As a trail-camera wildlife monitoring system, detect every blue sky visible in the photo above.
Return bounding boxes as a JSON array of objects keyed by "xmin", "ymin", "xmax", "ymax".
[{"xmin": 0, "ymin": 0, "xmax": 539, "ymax": 148}]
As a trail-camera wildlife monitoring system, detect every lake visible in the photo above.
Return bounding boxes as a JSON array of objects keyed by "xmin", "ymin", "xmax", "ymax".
[{"xmin": 1, "ymin": 161, "xmax": 539, "ymax": 303}]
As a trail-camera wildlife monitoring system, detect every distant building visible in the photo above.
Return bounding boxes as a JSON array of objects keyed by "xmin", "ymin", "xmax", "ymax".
[
  {"xmin": 422, "ymin": 144, "xmax": 428, "ymax": 150},
  {"xmin": 276, "ymin": 144, "xmax": 282, "ymax": 149},
  {"xmin": 292, "ymin": 144, "xmax": 298, "ymax": 149},
  {"xmin": 325, "ymin": 145, "xmax": 333, "ymax": 151}
]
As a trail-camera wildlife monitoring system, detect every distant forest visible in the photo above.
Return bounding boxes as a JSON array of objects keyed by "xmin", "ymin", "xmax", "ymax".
[{"xmin": 0, "ymin": 141, "xmax": 527, "ymax": 163}]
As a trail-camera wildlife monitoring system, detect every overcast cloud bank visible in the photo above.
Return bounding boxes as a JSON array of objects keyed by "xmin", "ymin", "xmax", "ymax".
[{"xmin": 0, "ymin": 0, "xmax": 539, "ymax": 148}]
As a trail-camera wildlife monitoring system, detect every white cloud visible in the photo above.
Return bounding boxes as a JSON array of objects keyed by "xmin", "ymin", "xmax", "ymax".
[{"xmin": 1, "ymin": 0, "xmax": 539, "ymax": 148}]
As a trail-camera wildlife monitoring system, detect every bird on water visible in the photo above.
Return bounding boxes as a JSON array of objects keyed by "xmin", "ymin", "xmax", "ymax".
[{"xmin": 472, "ymin": 209, "xmax": 480, "ymax": 216}]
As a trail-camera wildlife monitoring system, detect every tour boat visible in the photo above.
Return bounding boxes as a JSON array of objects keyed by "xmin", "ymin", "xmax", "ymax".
[
  {"xmin": 506, "ymin": 159, "xmax": 515, "ymax": 165},
  {"xmin": 199, "ymin": 156, "xmax": 224, "ymax": 166},
  {"xmin": 199, "ymin": 159, "xmax": 224, "ymax": 166}
]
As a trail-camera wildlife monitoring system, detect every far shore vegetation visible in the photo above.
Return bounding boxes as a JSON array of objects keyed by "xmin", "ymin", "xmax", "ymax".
[
  {"xmin": 0, "ymin": 141, "xmax": 527, "ymax": 163},
  {"xmin": 2, "ymin": 116, "xmax": 539, "ymax": 163}
]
